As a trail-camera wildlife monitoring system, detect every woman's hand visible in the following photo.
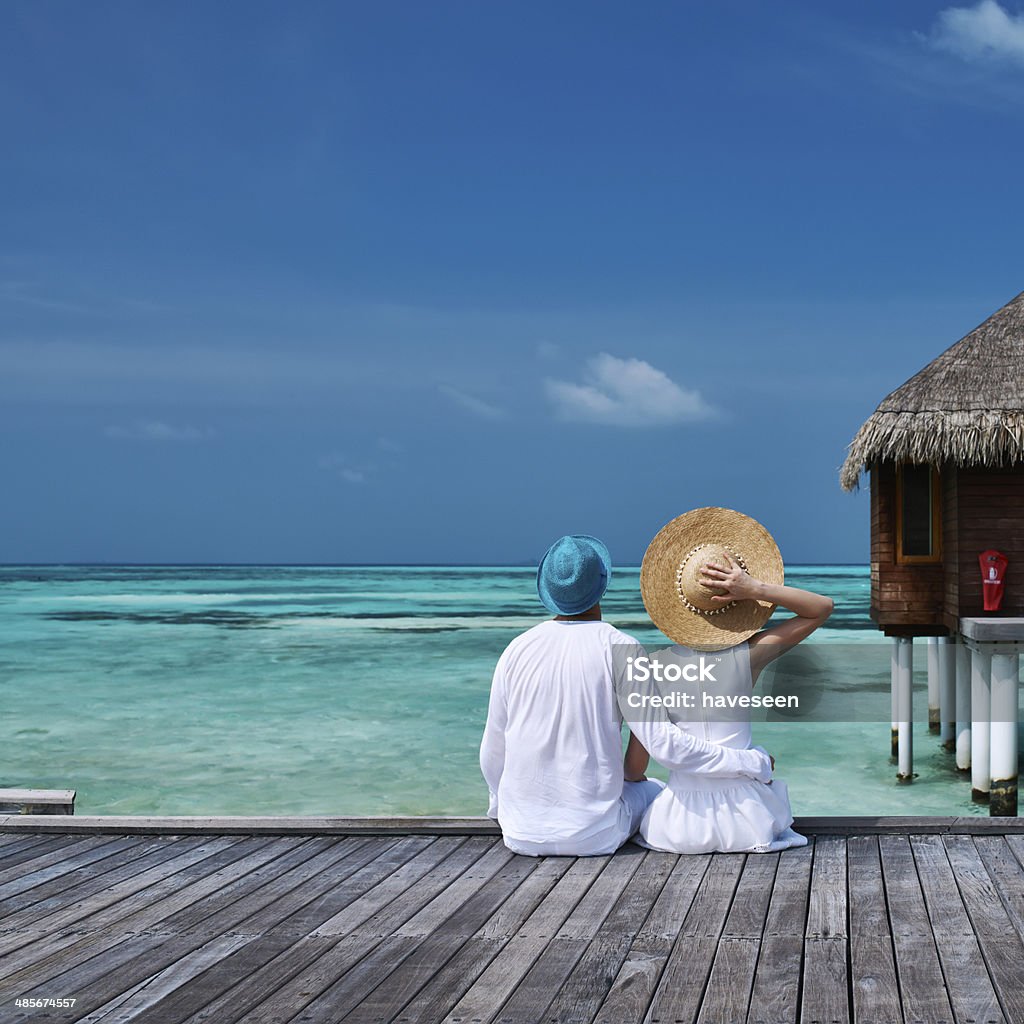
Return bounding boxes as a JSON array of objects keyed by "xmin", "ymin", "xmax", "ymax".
[{"xmin": 701, "ymin": 553, "xmax": 764, "ymax": 602}]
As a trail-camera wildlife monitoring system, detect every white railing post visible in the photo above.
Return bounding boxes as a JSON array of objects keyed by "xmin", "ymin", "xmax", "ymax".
[
  {"xmin": 990, "ymin": 652, "xmax": 1019, "ymax": 817},
  {"xmin": 955, "ymin": 638, "xmax": 972, "ymax": 772},
  {"xmin": 938, "ymin": 636, "xmax": 955, "ymax": 749},
  {"xmin": 890, "ymin": 639, "xmax": 898, "ymax": 760},
  {"xmin": 927, "ymin": 636, "xmax": 940, "ymax": 733},
  {"xmin": 970, "ymin": 645, "xmax": 992, "ymax": 803},
  {"xmin": 896, "ymin": 636, "xmax": 914, "ymax": 782}
]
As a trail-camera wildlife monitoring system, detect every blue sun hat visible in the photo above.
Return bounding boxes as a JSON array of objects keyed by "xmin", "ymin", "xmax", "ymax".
[{"xmin": 536, "ymin": 535, "xmax": 612, "ymax": 615}]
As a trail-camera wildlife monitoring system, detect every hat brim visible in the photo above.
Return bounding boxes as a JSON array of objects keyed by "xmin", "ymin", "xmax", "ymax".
[
  {"xmin": 640, "ymin": 508, "xmax": 783, "ymax": 650},
  {"xmin": 537, "ymin": 535, "xmax": 611, "ymax": 615}
]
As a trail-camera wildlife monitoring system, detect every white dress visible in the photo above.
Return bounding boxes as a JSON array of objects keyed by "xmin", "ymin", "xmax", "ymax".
[{"xmin": 635, "ymin": 641, "xmax": 807, "ymax": 855}]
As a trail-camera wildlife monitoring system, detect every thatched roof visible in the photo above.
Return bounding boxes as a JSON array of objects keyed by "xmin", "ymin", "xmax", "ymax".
[{"xmin": 840, "ymin": 289, "xmax": 1024, "ymax": 490}]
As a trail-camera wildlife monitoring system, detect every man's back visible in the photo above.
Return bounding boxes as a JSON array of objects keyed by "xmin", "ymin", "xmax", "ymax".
[{"xmin": 480, "ymin": 618, "xmax": 635, "ymax": 856}]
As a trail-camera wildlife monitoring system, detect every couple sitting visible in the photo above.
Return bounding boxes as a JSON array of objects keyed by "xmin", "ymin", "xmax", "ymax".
[{"xmin": 479, "ymin": 507, "xmax": 833, "ymax": 856}]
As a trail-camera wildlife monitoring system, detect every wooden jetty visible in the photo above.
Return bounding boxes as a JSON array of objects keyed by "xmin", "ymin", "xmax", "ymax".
[{"xmin": 3, "ymin": 816, "xmax": 1024, "ymax": 1023}]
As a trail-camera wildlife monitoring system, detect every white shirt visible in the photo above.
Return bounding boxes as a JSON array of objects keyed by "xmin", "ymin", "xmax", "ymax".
[{"xmin": 479, "ymin": 619, "xmax": 772, "ymax": 855}]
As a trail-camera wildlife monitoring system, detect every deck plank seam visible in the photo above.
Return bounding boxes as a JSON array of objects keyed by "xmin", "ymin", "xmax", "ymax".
[
  {"xmin": 0, "ymin": 835, "xmax": 327, "ymax": 1011},
  {"xmin": 314, "ymin": 839, "xmax": 518, "ymax": 1022},
  {"xmin": 655, "ymin": 852, "xmax": 747, "ymax": 1024},
  {"xmin": 517, "ymin": 848, "xmax": 654, "ymax": 1024},
  {"xmin": 943, "ymin": 835, "xmax": 1024, "ymax": 1024},
  {"xmin": 0, "ymin": 836, "xmax": 173, "ymax": 914},
  {"xmin": 911, "ymin": 833, "xmax": 1004, "ymax": 1024},
  {"xmin": 344, "ymin": 847, "xmax": 551, "ymax": 1024},
  {"xmin": 1, "ymin": 836, "xmax": 256, "ymax": 953},
  {"xmin": 389, "ymin": 857, "xmax": 577, "ymax": 1024},
  {"xmin": 226, "ymin": 837, "xmax": 465, "ymax": 1023},
  {"xmin": 791, "ymin": 838, "xmax": 814, "ymax": 1024},
  {"xmin": 486, "ymin": 854, "xmax": 617, "ymax": 1024},
  {"xmin": 722, "ymin": 849, "xmax": 782, "ymax": 1024},
  {"xmin": 0, "ymin": 836, "xmax": 344, "ymax": 1012},
  {"xmin": 578, "ymin": 849, "xmax": 680, "ymax": 1024},
  {"xmin": 352, "ymin": 848, "xmax": 546, "ymax": 1023},
  {"xmin": 972, "ymin": 834, "xmax": 1024, "ymax": 1019},
  {"xmin": 306, "ymin": 839, "xmax": 519, "ymax": 1024},
  {"xmin": 115, "ymin": 837, "xmax": 416, "ymax": 1024},
  {"xmin": 0, "ymin": 836, "xmax": 265, "ymax": 990},
  {"xmin": 196, "ymin": 837, "xmax": 492, "ymax": 1024},
  {"xmin": 136, "ymin": 837, "xmax": 414, "ymax": 1022},
  {"xmin": 618, "ymin": 853, "xmax": 713, "ymax": 1024},
  {"xmin": 906, "ymin": 833, "xmax": 959, "ymax": 1024},
  {"xmin": 441, "ymin": 855, "xmax": 613, "ymax": 1024},
  {"xmin": 699, "ymin": 850, "xmax": 780, "ymax": 1024},
  {"xmin": 873, "ymin": 834, "xmax": 906, "ymax": 1024}
]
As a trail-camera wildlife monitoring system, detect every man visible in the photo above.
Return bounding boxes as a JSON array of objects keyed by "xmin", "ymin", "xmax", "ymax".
[{"xmin": 480, "ymin": 534, "xmax": 774, "ymax": 857}]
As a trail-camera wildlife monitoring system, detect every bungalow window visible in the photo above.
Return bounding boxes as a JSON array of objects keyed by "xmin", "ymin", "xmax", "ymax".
[{"xmin": 896, "ymin": 464, "xmax": 941, "ymax": 563}]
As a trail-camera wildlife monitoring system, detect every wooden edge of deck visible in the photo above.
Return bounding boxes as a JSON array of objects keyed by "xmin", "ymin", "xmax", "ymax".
[{"xmin": 0, "ymin": 814, "xmax": 1022, "ymax": 835}]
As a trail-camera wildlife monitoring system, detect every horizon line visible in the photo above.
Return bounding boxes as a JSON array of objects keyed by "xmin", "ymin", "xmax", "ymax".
[{"xmin": 0, "ymin": 561, "xmax": 869, "ymax": 568}]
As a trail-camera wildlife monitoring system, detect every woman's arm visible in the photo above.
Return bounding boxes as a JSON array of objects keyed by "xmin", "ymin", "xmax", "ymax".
[
  {"xmin": 616, "ymin": 641, "xmax": 774, "ymax": 781},
  {"xmin": 624, "ymin": 731, "xmax": 650, "ymax": 782},
  {"xmin": 701, "ymin": 554, "xmax": 833, "ymax": 683}
]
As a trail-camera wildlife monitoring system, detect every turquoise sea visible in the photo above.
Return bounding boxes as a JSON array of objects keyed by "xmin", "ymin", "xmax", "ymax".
[{"xmin": 0, "ymin": 565, "xmax": 1008, "ymax": 817}]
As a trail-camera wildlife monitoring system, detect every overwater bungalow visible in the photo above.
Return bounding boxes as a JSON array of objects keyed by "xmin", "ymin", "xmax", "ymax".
[{"xmin": 841, "ymin": 289, "xmax": 1024, "ymax": 812}]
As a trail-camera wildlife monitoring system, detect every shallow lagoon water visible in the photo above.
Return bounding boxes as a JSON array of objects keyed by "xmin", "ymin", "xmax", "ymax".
[{"xmin": 0, "ymin": 564, "xmax": 1015, "ymax": 816}]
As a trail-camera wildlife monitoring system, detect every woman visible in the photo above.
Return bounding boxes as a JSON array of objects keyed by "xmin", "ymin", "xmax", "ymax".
[{"xmin": 625, "ymin": 507, "xmax": 832, "ymax": 855}]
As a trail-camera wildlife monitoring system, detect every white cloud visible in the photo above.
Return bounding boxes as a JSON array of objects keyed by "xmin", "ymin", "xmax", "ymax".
[
  {"xmin": 536, "ymin": 341, "xmax": 561, "ymax": 360},
  {"xmin": 437, "ymin": 384, "xmax": 506, "ymax": 420},
  {"xmin": 377, "ymin": 436, "xmax": 404, "ymax": 453},
  {"xmin": 104, "ymin": 420, "xmax": 213, "ymax": 441},
  {"xmin": 544, "ymin": 354, "xmax": 714, "ymax": 427},
  {"xmin": 927, "ymin": 1, "xmax": 1024, "ymax": 64},
  {"xmin": 317, "ymin": 452, "xmax": 368, "ymax": 484}
]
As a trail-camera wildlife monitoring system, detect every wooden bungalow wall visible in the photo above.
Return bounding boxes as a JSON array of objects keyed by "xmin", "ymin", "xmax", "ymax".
[
  {"xmin": 870, "ymin": 463, "xmax": 1024, "ymax": 635},
  {"xmin": 942, "ymin": 466, "xmax": 1024, "ymax": 632},
  {"xmin": 869, "ymin": 463, "xmax": 945, "ymax": 635}
]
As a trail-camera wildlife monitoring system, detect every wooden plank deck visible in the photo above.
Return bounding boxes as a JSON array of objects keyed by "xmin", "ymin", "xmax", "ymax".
[{"xmin": 1, "ymin": 820, "xmax": 1024, "ymax": 1023}]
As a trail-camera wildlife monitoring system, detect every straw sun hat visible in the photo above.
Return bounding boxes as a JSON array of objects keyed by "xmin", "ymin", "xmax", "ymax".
[{"xmin": 640, "ymin": 507, "xmax": 784, "ymax": 651}]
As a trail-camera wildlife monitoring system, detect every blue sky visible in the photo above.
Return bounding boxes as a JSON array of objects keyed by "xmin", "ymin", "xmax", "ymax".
[{"xmin": 3, "ymin": 0, "xmax": 1024, "ymax": 564}]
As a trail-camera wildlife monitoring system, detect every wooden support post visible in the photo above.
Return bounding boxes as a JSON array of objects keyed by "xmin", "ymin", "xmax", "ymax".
[
  {"xmin": 896, "ymin": 636, "xmax": 913, "ymax": 782},
  {"xmin": 970, "ymin": 647, "xmax": 992, "ymax": 803},
  {"xmin": 927, "ymin": 636, "xmax": 940, "ymax": 733},
  {"xmin": 890, "ymin": 639, "xmax": 898, "ymax": 761},
  {"xmin": 938, "ymin": 636, "xmax": 955, "ymax": 749},
  {"xmin": 955, "ymin": 639, "xmax": 972, "ymax": 772},
  {"xmin": 990, "ymin": 652, "xmax": 1019, "ymax": 817}
]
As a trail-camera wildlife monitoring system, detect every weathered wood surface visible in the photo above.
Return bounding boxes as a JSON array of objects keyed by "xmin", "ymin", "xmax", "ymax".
[
  {"xmin": 2, "ymin": 829, "xmax": 1024, "ymax": 1023},
  {"xmin": 960, "ymin": 616, "xmax": 1024, "ymax": 642},
  {"xmin": 4, "ymin": 813, "xmax": 1024, "ymax": 835},
  {"xmin": 0, "ymin": 790, "xmax": 76, "ymax": 816}
]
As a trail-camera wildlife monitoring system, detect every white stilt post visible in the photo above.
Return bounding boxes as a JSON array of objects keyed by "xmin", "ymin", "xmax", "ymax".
[
  {"xmin": 897, "ymin": 636, "xmax": 914, "ymax": 782},
  {"xmin": 970, "ymin": 646, "xmax": 992, "ymax": 803},
  {"xmin": 990, "ymin": 652, "xmax": 1019, "ymax": 817},
  {"xmin": 890, "ymin": 639, "xmax": 899, "ymax": 760},
  {"xmin": 938, "ymin": 636, "xmax": 955, "ymax": 749},
  {"xmin": 955, "ymin": 638, "xmax": 972, "ymax": 772},
  {"xmin": 927, "ymin": 637, "xmax": 940, "ymax": 732}
]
